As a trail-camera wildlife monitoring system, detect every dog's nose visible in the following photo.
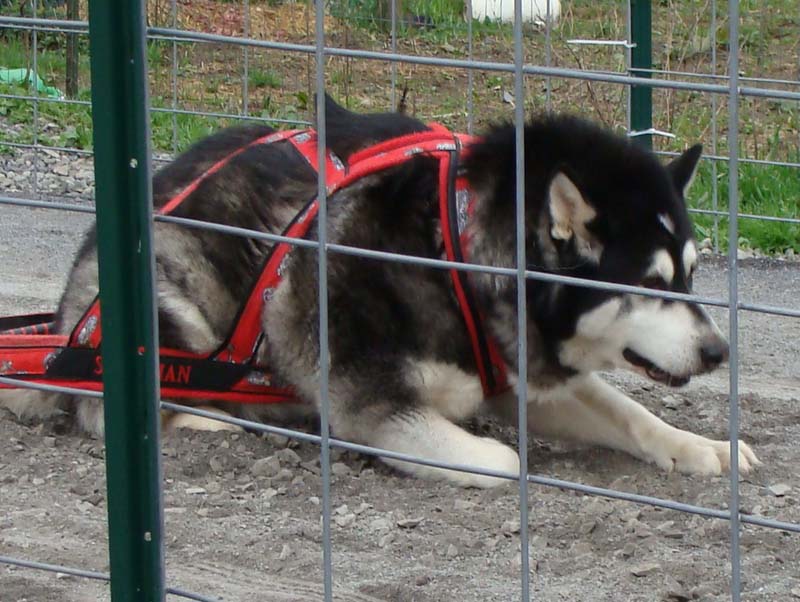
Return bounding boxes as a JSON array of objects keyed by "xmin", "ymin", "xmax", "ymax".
[{"xmin": 700, "ymin": 339, "xmax": 729, "ymax": 370}]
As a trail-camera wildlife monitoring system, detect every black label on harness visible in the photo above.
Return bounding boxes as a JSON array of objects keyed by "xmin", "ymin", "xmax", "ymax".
[{"xmin": 46, "ymin": 348, "xmax": 251, "ymax": 391}]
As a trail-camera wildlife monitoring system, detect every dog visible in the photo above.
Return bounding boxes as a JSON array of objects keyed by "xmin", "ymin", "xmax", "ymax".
[{"xmin": 1, "ymin": 96, "xmax": 759, "ymax": 487}]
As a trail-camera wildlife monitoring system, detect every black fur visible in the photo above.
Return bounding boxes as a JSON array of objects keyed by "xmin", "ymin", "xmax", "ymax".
[{"xmin": 9, "ymin": 96, "xmax": 739, "ymax": 487}]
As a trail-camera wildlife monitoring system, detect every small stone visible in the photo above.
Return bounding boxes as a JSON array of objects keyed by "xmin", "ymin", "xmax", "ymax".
[
  {"xmin": 689, "ymin": 584, "xmax": 715, "ymax": 598},
  {"xmin": 206, "ymin": 481, "xmax": 222, "ymax": 495},
  {"xmin": 308, "ymin": 496, "xmax": 320, "ymax": 505},
  {"xmin": 300, "ymin": 460, "xmax": 321, "ymax": 475},
  {"xmin": 278, "ymin": 544, "xmax": 292, "ymax": 561},
  {"xmin": 370, "ymin": 518, "xmax": 391, "ymax": 532},
  {"xmin": 32, "ymin": 477, "xmax": 45, "ymax": 486},
  {"xmin": 261, "ymin": 487, "xmax": 279, "ymax": 500},
  {"xmin": 334, "ymin": 513, "xmax": 356, "ymax": 527},
  {"xmin": 276, "ymin": 448, "xmax": 302, "ymax": 466},
  {"xmin": 251, "ymin": 456, "xmax": 281, "ymax": 478},
  {"xmin": 85, "ymin": 494, "xmax": 103, "ymax": 506},
  {"xmin": 767, "ymin": 483, "xmax": 791, "ymax": 497},
  {"xmin": 662, "ymin": 395, "xmax": 681, "ymax": 410},
  {"xmin": 56, "ymin": 572, "xmax": 73, "ymax": 580},
  {"xmin": 354, "ymin": 502, "xmax": 372, "ymax": 515},
  {"xmin": 397, "ymin": 517, "xmax": 424, "ymax": 529},
  {"xmin": 331, "ymin": 462, "xmax": 351, "ymax": 477},
  {"xmin": 631, "ymin": 562, "xmax": 660, "ymax": 577},
  {"xmin": 335, "ymin": 504, "xmax": 350, "ymax": 515},
  {"xmin": 790, "ymin": 587, "xmax": 800, "ymax": 598},
  {"xmin": 185, "ymin": 486, "xmax": 206, "ymax": 495},
  {"xmin": 274, "ymin": 468, "xmax": 294, "ymax": 482},
  {"xmin": 501, "ymin": 519, "xmax": 520, "ymax": 535},
  {"xmin": 266, "ymin": 433, "xmax": 289, "ymax": 447},
  {"xmin": 445, "ymin": 544, "xmax": 459, "ymax": 559},
  {"xmin": 620, "ymin": 542, "xmax": 636, "ymax": 558},
  {"xmin": 579, "ymin": 518, "xmax": 598, "ymax": 535},
  {"xmin": 454, "ymin": 499, "xmax": 475, "ymax": 511},
  {"xmin": 378, "ymin": 532, "xmax": 395, "ymax": 548},
  {"xmin": 43, "ymin": 436, "xmax": 56, "ymax": 448},
  {"xmin": 415, "ymin": 574, "xmax": 432, "ymax": 586}
]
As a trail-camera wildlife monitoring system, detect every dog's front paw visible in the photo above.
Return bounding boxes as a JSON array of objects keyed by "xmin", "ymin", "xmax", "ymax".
[
  {"xmin": 653, "ymin": 430, "xmax": 760, "ymax": 476},
  {"xmin": 454, "ymin": 438, "xmax": 520, "ymax": 489}
]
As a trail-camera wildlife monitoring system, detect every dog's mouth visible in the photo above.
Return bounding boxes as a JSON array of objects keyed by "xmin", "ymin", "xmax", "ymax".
[{"xmin": 623, "ymin": 348, "xmax": 690, "ymax": 388}]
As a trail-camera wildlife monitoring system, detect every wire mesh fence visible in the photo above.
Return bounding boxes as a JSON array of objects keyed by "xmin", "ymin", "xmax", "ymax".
[{"xmin": 0, "ymin": 0, "xmax": 798, "ymax": 600}]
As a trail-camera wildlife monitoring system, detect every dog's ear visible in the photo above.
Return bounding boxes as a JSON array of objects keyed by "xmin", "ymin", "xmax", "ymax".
[
  {"xmin": 667, "ymin": 144, "xmax": 703, "ymax": 197},
  {"xmin": 548, "ymin": 170, "xmax": 596, "ymax": 242}
]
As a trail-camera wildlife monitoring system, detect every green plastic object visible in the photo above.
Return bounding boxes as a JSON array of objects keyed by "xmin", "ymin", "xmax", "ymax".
[{"xmin": 0, "ymin": 68, "xmax": 64, "ymax": 99}]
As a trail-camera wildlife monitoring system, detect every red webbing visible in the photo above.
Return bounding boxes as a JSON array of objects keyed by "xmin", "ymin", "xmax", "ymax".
[{"xmin": 2, "ymin": 126, "xmax": 510, "ymax": 404}]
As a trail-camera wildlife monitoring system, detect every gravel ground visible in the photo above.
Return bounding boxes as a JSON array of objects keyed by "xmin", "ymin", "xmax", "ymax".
[{"xmin": 1, "ymin": 144, "xmax": 799, "ymax": 602}]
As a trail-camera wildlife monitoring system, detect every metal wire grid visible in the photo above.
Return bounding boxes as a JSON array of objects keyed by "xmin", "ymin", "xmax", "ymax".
[{"xmin": 0, "ymin": 1, "xmax": 798, "ymax": 601}]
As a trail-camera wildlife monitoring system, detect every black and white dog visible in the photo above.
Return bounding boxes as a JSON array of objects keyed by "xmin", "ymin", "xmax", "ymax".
[{"xmin": 1, "ymin": 97, "xmax": 759, "ymax": 487}]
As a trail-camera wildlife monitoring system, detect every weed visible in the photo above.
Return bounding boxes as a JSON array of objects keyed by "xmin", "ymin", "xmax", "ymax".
[{"xmin": 249, "ymin": 68, "xmax": 282, "ymax": 90}]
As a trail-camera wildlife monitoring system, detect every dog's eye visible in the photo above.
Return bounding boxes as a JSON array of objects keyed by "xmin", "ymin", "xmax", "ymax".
[{"xmin": 641, "ymin": 276, "xmax": 668, "ymax": 291}]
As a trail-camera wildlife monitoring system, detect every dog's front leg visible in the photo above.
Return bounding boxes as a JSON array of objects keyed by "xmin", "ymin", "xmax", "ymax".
[
  {"xmin": 365, "ymin": 406, "xmax": 520, "ymax": 488},
  {"xmin": 319, "ymin": 373, "xmax": 519, "ymax": 488},
  {"xmin": 525, "ymin": 374, "xmax": 759, "ymax": 475}
]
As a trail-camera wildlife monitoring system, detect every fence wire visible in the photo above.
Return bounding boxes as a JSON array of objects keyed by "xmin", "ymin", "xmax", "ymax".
[{"xmin": 1, "ymin": 1, "xmax": 799, "ymax": 601}]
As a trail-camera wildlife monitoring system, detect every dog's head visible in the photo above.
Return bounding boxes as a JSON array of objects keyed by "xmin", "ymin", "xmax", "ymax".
[{"xmin": 464, "ymin": 115, "xmax": 727, "ymax": 388}]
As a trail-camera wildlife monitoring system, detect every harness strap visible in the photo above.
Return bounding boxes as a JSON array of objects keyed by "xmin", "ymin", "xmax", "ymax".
[
  {"xmin": 5, "ymin": 125, "xmax": 511, "ymax": 403},
  {"xmin": 438, "ymin": 145, "xmax": 510, "ymax": 398}
]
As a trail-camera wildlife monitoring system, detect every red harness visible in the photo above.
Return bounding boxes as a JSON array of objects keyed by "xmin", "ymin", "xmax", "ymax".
[{"xmin": 0, "ymin": 126, "xmax": 510, "ymax": 403}]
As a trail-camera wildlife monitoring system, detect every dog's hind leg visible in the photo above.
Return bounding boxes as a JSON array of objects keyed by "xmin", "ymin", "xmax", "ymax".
[
  {"xmin": 0, "ymin": 389, "xmax": 68, "ymax": 425},
  {"xmin": 524, "ymin": 373, "xmax": 760, "ymax": 475}
]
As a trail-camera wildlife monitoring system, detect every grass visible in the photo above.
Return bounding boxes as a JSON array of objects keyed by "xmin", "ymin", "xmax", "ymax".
[
  {"xmin": 0, "ymin": 1, "xmax": 797, "ymax": 254},
  {"xmin": 248, "ymin": 68, "xmax": 283, "ymax": 90},
  {"xmin": 692, "ymin": 160, "xmax": 800, "ymax": 254}
]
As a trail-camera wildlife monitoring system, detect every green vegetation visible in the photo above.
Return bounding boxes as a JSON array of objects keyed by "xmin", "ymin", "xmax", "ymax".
[
  {"xmin": 248, "ymin": 68, "xmax": 283, "ymax": 90},
  {"xmin": 0, "ymin": 0, "xmax": 797, "ymax": 254},
  {"xmin": 692, "ymin": 160, "xmax": 800, "ymax": 254}
]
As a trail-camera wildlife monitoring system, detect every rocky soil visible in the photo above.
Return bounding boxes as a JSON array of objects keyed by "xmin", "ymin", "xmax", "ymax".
[{"xmin": 1, "ymin": 136, "xmax": 799, "ymax": 602}]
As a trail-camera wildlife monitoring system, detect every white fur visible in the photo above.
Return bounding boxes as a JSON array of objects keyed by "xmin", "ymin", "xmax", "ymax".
[
  {"xmin": 646, "ymin": 249, "xmax": 675, "ymax": 284},
  {"xmin": 165, "ymin": 407, "xmax": 243, "ymax": 432},
  {"xmin": 157, "ymin": 287, "xmax": 220, "ymax": 353},
  {"xmin": 371, "ymin": 407, "xmax": 520, "ymax": 488},
  {"xmin": 559, "ymin": 292, "xmax": 725, "ymax": 378},
  {"xmin": 658, "ymin": 213, "xmax": 676, "ymax": 235},
  {"xmin": 548, "ymin": 172, "xmax": 597, "ymax": 242},
  {"xmin": 682, "ymin": 240, "xmax": 698, "ymax": 277},
  {"xmin": 407, "ymin": 359, "xmax": 484, "ymax": 421},
  {"xmin": 558, "ymin": 298, "xmax": 623, "ymax": 372},
  {"xmin": 0, "ymin": 388, "xmax": 66, "ymax": 422},
  {"xmin": 520, "ymin": 374, "xmax": 759, "ymax": 474}
]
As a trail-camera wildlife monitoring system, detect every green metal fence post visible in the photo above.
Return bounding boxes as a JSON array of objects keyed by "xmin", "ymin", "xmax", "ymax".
[
  {"xmin": 88, "ymin": 1, "xmax": 164, "ymax": 601},
  {"xmin": 630, "ymin": 0, "xmax": 653, "ymax": 149}
]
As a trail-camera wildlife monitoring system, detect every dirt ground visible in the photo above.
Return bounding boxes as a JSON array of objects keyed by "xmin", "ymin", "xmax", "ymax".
[{"xmin": 1, "ymin": 207, "xmax": 799, "ymax": 602}]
